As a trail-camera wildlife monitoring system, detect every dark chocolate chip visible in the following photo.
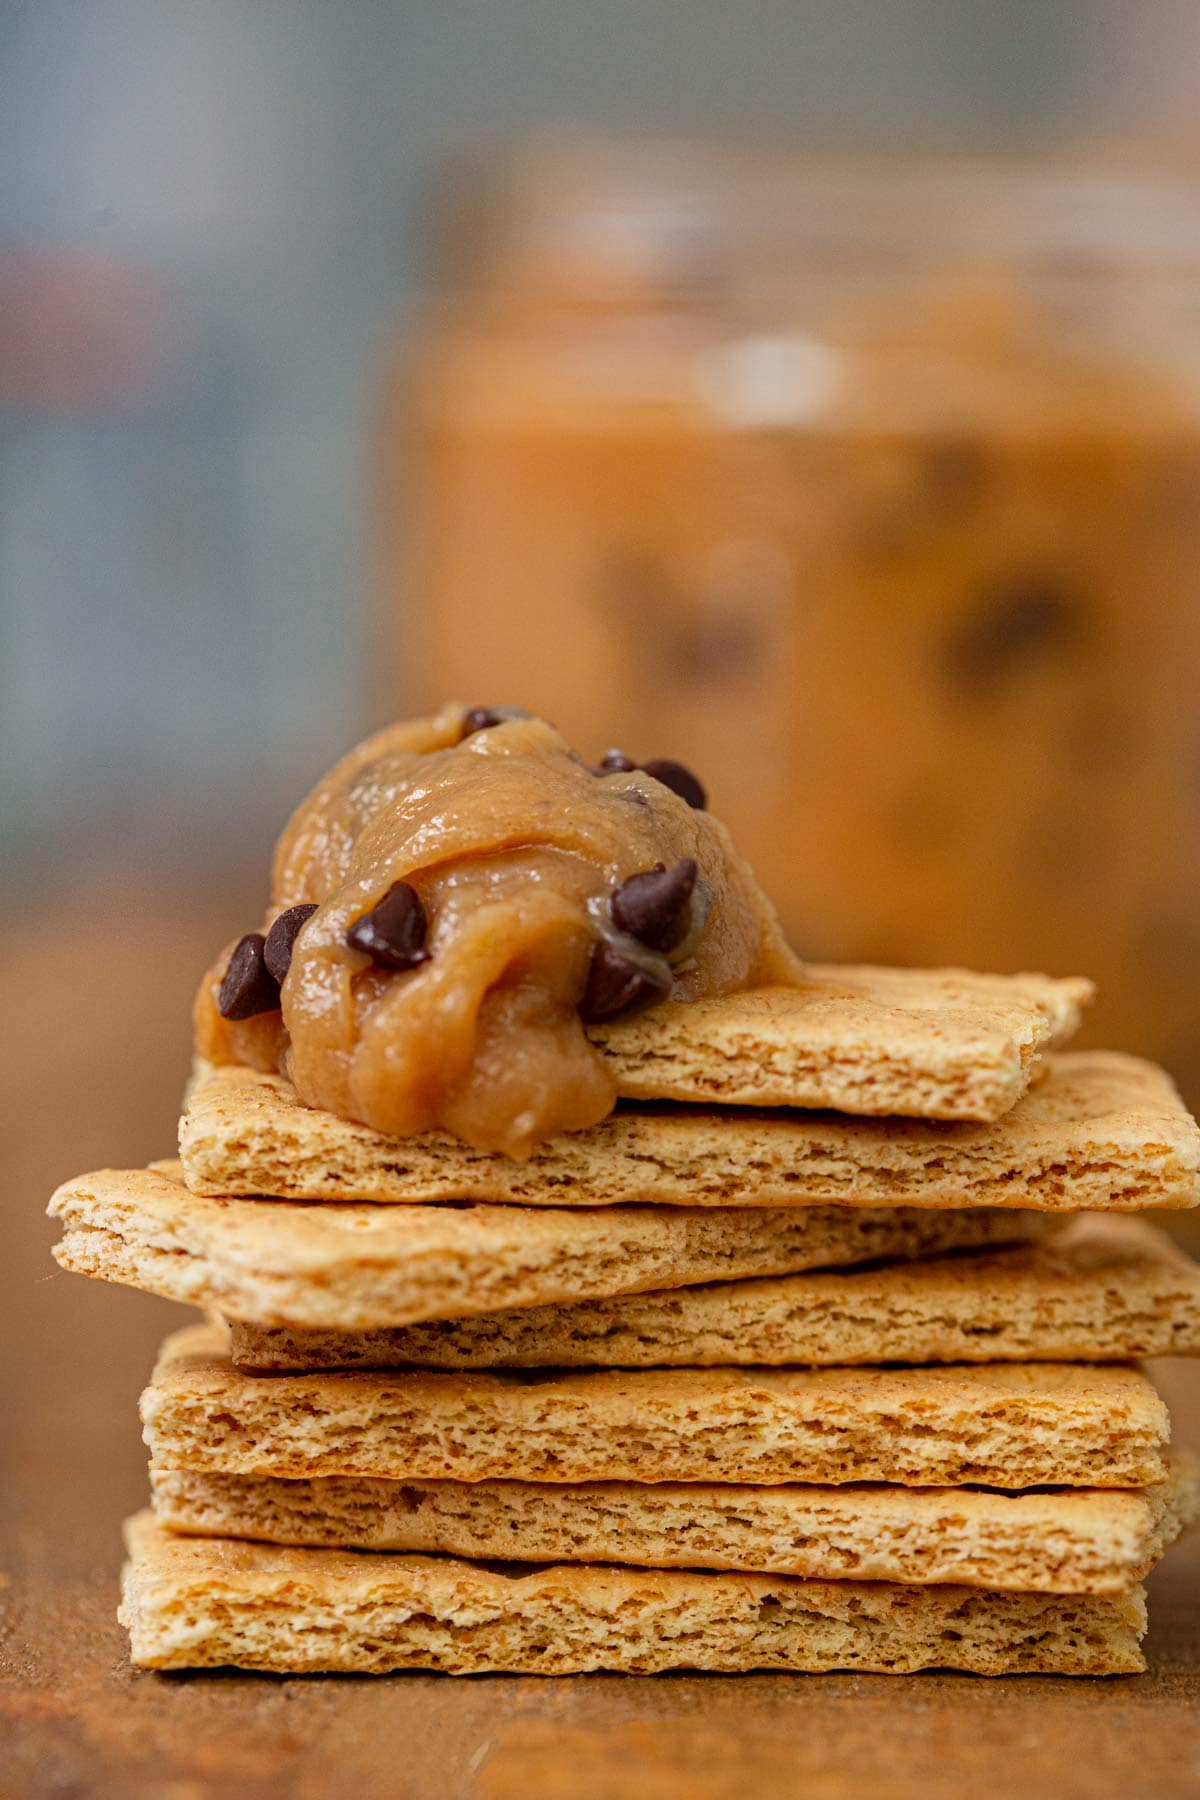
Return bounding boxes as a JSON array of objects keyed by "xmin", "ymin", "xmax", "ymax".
[
  {"xmin": 611, "ymin": 859, "xmax": 698, "ymax": 953},
  {"xmin": 461, "ymin": 706, "xmax": 505, "ymax": 737},
  {"xmin": 598, "ymin": 749, "xmax": 707, "ymax": 807},
  {"xmin": 346, "ymin": 880, "xmax": 430, "ymax": 971},
  {"xmin": 579, "ymin": 940, "xmax": 671, "ymax": 1022},
  {"xmin": 598, "ymin": 748, "xmax": 638, "ymax": 773},
  {"xmin": 461, "ymin": 704, "xmax": 533, "ymax": 739},
  {"xmin": 217, "ymin": 932, "xmax": 281, "ymax": 1020},
  {"xmin": 263, "ymin": 903, "xmax": 319, "ymax": 984},
  {"xmin": 641, "ymin": 758, "xmax": 707, "ymax": 810}
]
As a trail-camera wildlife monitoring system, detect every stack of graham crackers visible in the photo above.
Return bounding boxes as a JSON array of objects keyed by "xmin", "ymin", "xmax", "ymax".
[{"xmin": 50, "ymin": 966, "xmax": 1200, "ymax": 1676}]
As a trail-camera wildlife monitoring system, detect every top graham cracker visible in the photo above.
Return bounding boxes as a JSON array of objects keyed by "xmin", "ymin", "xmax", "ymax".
[{"xmin": 588, "ymin": 966, "xmax": 1092, "ymax": 1118}]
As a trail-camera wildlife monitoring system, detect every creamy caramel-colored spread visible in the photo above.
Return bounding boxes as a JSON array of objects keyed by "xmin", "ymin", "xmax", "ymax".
[{"xmin": 195, "ymin": 706, "xmax": 799, "ymax": 1156}]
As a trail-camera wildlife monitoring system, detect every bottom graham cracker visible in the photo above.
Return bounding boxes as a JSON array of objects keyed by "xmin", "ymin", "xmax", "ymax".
[{"xmin": 121, "ymin": 1512, "xmax": 1146, "ymax": 1676}]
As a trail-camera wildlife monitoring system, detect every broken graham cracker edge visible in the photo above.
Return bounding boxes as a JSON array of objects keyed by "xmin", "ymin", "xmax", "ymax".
[
  {"xmin": 590, "ymin": 966, "xmax": 1094, "ymax": 1120},
  {"xmin": 224, "ymin": 1214, "xmax": 1200, "ymax": 1372},
  {"xmin": 119, "ymin": 1513, "xmax": 1147, "ymax": 1676},
  {"xmin": 48, "ymin": 1163, "xmax": 1048, "ymax": 1332},
  {"xmin": 142, "ymin": 1323, "xmax": 1170, "ymax": 1490},
  {"xmin": 149, "ymin": 1451, "xmax": 1200, "ymax": 1596},
  {"xmin": 179, "ymin": 1049, "xmax": 1200, "ymax": 1212}
]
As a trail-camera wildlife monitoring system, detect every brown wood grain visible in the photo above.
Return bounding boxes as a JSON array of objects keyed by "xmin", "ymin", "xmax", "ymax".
[{"xmin": 2, "ymin": 897, "xmax": 1198, "ymax": 1800}]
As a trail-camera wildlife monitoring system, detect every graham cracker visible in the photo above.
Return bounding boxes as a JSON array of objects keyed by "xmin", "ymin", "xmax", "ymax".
[
  {"xmin": 143, "ymin": 1323, "xmax": 1169, "ymax": 1489},
  {"xmin": 590, "ymin": 965, "xmax": 1092, "ymax": 1120},
  {"xmin": 120, "ymin": 1512, "xmax": 1147, "ymax": 1675},
  {"xmin": 150, "ymin": 1451, "xmax": 1200, "ymax": 1595},
  {"xmin": 48, "ymin": 1163, "xmax": 1043, "ymax": 1331},
  {"xmin": 178, "ymin": 1050, "xmax": 1198, "ymax": 1212},
  {"xmin": 226, "ymin": 1215, "xmax": 1200, "ymax": 1372}
]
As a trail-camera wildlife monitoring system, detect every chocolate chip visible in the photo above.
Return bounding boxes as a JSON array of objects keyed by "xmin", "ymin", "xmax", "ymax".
[
  {"xmin": 598, "ymin": 748, "xmax": 638, "ymax": 773},
  {"xmin": 461, "ymin": 706, "xmax": 505, "ymax": 737},
  {"xmin": 642, "ymin": 758, "xmax": 707, "ymax": 810},
  {"xmin": 217, "ymin": 933, "xmax": 281, "ymax": 1020},
  {"xmin": 579, "ymin": 940, "xmax": 671, "ymax": 1022},
  {"xmin": 598, "ymin": 749, "xmax": 707, "ymax": 807},
  {"xmin": 263, "ymin": 903, "xmax": 319, "ymax": 984},
  {"xmin": 461, "ymin": 704, "xmax": 531, "ymax": 738},
  {"xmin": 611, "ymin": 859, "xmax": 698, "ymax": 953},
  {"xmin": 346, "ymin": 880, "xmax": 430, "ymax": 970}
]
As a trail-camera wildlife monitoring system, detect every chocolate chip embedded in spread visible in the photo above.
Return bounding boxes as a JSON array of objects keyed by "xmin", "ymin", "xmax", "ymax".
[
  {"xmin": 263, "ymin": 903, "xmax": 319, "ymax": 984},
  {"xmin": 345, "ymin": 880, "xmax": 430, "ymax": 971},
  {"xmin": 579, "ymin": 940, "xmax": 671, "ymax": 1022},
  {"xmin": 642, "ymin": 758, "xmax": 707, "ymax": 810},
  {"xmin": 217, "ymin": 933, "xmax": 281, "ymax": 1020},
  {"xmin": 599, "ymin": 749, "xmax": 707, "ymax": 808},
  {"xmin": 598, "ymin": 748, "xmax": 638, "ymax": 773},
  {"xmin": 461, "ymin": 705, "xmax": 532, "ymax": 739},
  {"xmin": 461, "ymin": 706, "xmax": 505, "ymax": 737},
  {"xmin": 611, "ymin": 859, "xmax": 698, "ymax": 954}
]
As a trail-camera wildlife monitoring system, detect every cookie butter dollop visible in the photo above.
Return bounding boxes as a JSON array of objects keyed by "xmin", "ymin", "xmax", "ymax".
[{"xmin": 195, "ymin": 706, "xmax": 801, "ymax": 1156}]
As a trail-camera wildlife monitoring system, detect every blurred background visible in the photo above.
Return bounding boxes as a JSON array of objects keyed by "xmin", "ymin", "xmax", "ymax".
[
  {"xmin": 5, "ymin": 0, "xmax": 1200, "ymax": 1114},
  {"xmin": 5, "ymin": 14, "xmax": 1200, "ymax": 1768}
]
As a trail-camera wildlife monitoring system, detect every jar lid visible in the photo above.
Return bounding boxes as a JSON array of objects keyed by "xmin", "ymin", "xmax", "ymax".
[{"xmin": 430, "ymin": 137, "xmax": 1200, "ymax": 314}]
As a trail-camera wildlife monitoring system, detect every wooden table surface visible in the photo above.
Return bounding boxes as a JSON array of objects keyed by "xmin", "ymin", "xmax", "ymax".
[{"xmin": 3, "ymin": 897, "xmax": 1199, "ymax": 1800}]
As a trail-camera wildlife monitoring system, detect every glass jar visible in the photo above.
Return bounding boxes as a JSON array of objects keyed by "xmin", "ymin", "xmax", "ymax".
[{"xmin": 387, "ymin": 141, "xmax": 1200, "ymax": 1098}]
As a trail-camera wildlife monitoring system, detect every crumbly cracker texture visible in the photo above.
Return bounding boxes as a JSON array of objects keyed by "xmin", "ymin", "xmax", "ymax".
[{"xmin": 120, "ymin": 1513, "xmax": 1147, "ymax": 1676}]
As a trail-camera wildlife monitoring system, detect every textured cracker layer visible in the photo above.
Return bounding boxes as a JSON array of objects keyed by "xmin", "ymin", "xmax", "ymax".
[
  {"xmin": 150, "ymin": 1452, "xmax": 1200, "ymax": 1595},
  {"xmin": 48, "ymin": 1163, "xmax": 1042, "ymax": 1331},
  {"xmin": 227, "ymin": 1215, "xmax": 1200, "ymax": 1372},
  {"xmin": 120, "ymin": 1513, "xmax": 1146, "ymax": 1676},
  {"xmin": 144, "ymin": 1324, "xmax": 1169, "ymax": 1489},
  {"xmin": 591, "ymin": 966, "xmax": 1091, "ymax": 1120},
  {"xmin": 179, "ymin": 1051, "xmax": 1198, "ymax": 1212}
]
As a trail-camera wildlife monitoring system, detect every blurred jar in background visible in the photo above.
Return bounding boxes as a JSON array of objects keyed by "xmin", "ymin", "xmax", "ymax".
[{"xmin": 386, "ymin": 141, "xmax": 1200, "ymax": 1095}]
